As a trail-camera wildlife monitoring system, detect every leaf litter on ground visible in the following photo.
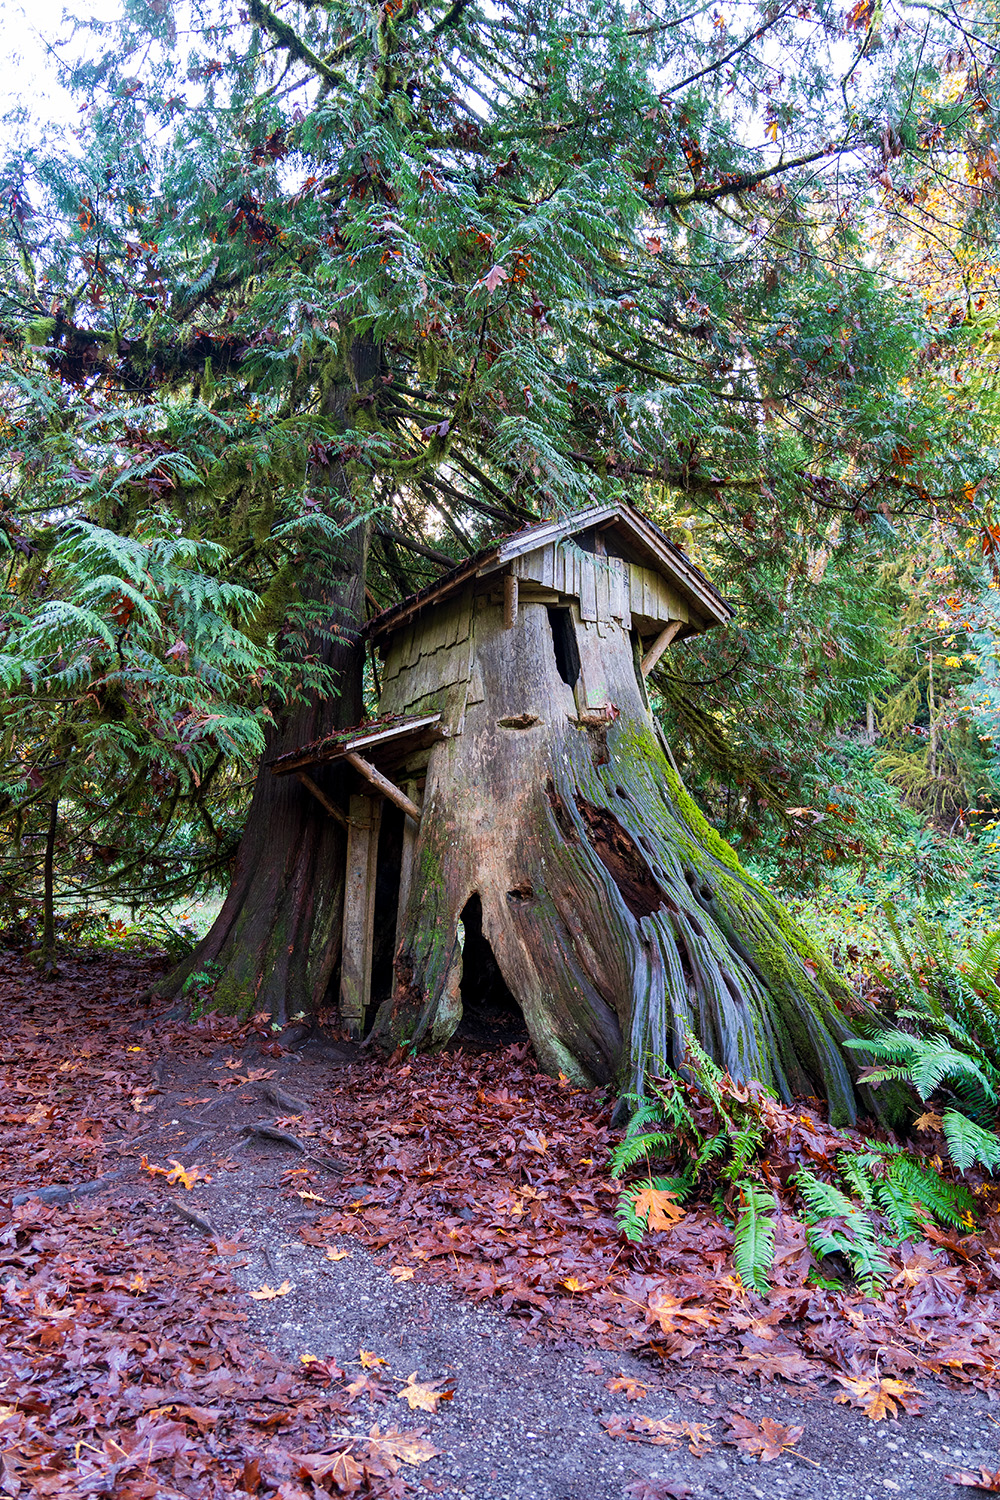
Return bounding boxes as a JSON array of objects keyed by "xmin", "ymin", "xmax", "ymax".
[{"xmin": 6, "ymin": 947, "xmax": 1000, "ymax": 1497}]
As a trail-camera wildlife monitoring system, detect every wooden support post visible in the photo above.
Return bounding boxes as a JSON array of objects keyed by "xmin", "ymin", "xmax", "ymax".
[
  {"xmin": 344, "ymin": 753, "xmax": 422, "ymax": 823},
  {"xmin": 640, "ymin": 619, "xmax": 683, "ymax": 677},
  {"xmin": 395, "ymin": 780, "xmax": 422, "ymax": 936},
  {"xmin": 296, "ymin": 772, "xmax": 348, "ymax": 828},
  {"xmin": 339, "ymin": 795, "xmax": 381, "ymax": 1040},
  {"xmin": 503, "ymin": 572, "xmax": 518, "ymax": 630}
]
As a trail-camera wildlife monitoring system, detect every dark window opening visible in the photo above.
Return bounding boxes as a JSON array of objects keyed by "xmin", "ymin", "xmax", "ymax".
[
  {"xmin": 367, "ymin": 802, "xmax": 405, "ymax": 1031},
  {"xmin": 574, "ymin": 797, "xmax": 671, "ymax": 920},
  {"xmin": 454, "ymin": 894, "xmax": 529, "ymax": 1048},
  {"xmin": 547, "ymin": 606, "xmax": 581, "ymax": 688}
]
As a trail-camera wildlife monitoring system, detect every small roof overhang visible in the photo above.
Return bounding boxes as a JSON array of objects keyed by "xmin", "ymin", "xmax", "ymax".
[
  {"xmin": 366, "ymin": 499, "xmax": 732, "ymax": 641},
  {"xmin": 269, "ymin": 712, "xmax": 445, "ymax": 777}
]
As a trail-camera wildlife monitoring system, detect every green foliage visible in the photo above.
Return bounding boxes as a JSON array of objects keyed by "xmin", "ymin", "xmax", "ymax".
[
  {"xmin": 845, "ymin": 905, "xmax": 1000, "ymax": 1173},
  {"xmin": 612, "ymin": 1030, "xmax": 978, "ymax": 1294}
]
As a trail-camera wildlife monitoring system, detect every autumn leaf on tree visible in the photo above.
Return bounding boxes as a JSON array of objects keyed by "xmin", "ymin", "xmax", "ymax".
[
  {"xmin": 480, "ymin": 263, "xmax": 508, "ymax": 293},
  {"xmin": 398, "ymin": 1373, "xmax": 454, "ymax": 1412},
  {"xmin": 632, "ymin": 1186, "xmax": 684, "ymax": 1231},
  {"xmin": 606, "ymin": 1375, "xmax": 649, "ymax": 1401},
  {"xmin": 249, "ymin": 1280, "xmax": 292, "ymax": 1301},
  {"xmin": 833, "ymin": 1375, "xmax": 924, "ymax": 1420}
]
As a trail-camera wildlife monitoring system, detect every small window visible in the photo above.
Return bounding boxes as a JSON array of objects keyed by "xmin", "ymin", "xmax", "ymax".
[{"xmin": 547, "ymin": 606, "xmax": 581, "ymax": 688}]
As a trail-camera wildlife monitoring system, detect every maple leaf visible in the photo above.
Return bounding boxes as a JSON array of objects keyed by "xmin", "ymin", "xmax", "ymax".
[
  {"xmin": 326, "ymin": 1248, "xmax": 352, "ymax": 1261},
  {"xmin": 602, "ymin": 1415, "xmax": 713, "ymax": 1455},
  {"xmin": 632, "ymin": 1186, "xmax": 684, "ymax": 1231},
  {"xmin": 481, "ymin": 263, "xmax": 508, "ymax": 292},
  {"xmin": 914, "ymin": 1110, "xmax": 944, "ymax": 1132},
  {"xmin": 561, "ymin": 1275, "xmax": 594, "ymax": 1292},
  {"xmin": 249, "ymin": 1279, "xmax": 292, "ymax": 1301},
  {"xmin": 166, "ymin": 1159, "xmax": 210, "ymax": 1190},
  {"xmin": 523, "ymin": 1128, "xmax": 548, "ymax": 1153},
  {"xmin": 723, "ymin": 1411, "xmax": 804, "ymax": 1461},
  {"xmin": 360, "ymin": 1349, "xmax": 388, "ymax": 1368},
  {"xmin": 833, "ymin": 1375, "xmax": 924, "ymax": 1420},
  {"xmin": 606, "ymin": 1375, "xmax": 648, "ymax": 1401},
  {"xmin": 646, "ymin": 1289, "xmax": 716, "ymax": 1334},
  {"xmin": 296, "ymin": 1448, "xmax": 363, "ymax": 1489},
  {"xmin": 389, "ymin": 1265, "xmax": 415, "ymax": 1281},
  {"xmin": 398, "ymin": 1373, "xmax": 453, "ymax": 1411},
  {"xmin": 625, "ymin": 1481, "xmax": 693, "ymax": 1500},
  {"xmin": 945, "ymin": 1469, "xmax": 1000, "ymax": 1491},
  {"xmin": 296, "ymin": 1190, "xmax": 326, "ymax": 1203},
  {"xmin": 369, "ymin": 1425, "xmax": 441, "ymax": 1465}
]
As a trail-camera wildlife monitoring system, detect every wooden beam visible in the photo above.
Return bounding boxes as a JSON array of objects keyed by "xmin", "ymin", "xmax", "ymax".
[
  {"xmin": 344, "ymin": 752, "xmax": 422, "ymax": 823},
  {"xmin": 396, "ymin": 780, "xmax": 422, "ymax": 936},
  {"xmin": 640, "ymin": 618, "xmax": 683, "ymax": 677},
  {"xmin": 503, "ymin": 572, "xmax": 518, "ymax": 630},
  {"xmin": 296, "ymin": 772, "xmax": 348, "ymax": 828},
  {"xmin": 340, "ymin": 794, "xmax": 381, "ymax": 1040}
]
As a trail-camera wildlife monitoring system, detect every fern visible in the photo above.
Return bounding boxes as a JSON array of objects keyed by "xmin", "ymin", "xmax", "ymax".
[
  {"xmin": 732, "ymin": 1183, "xmax": 778, "ymax": 1294},
  {"xmin": 942, "ymin": 1110, "xmax": 1000, "ymax": 1177},
  {"xmin": 795, "ymin": 1171, "xmax": 892, "ymax": 1295},
  {"xmin": 616, "ymin": 1176, "xmax": 691, "ymax": 1243}
]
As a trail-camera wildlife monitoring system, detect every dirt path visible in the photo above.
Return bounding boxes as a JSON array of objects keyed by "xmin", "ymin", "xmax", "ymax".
[
  {"xmin": 139, "ymin": 1024, "xmax": 1000, "ymax": 1500},
  {"xmin": 4, "ymin": 948, "xmax": 1000, "ymax": 1499}
]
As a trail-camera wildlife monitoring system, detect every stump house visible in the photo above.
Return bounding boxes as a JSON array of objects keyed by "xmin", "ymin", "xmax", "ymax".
[{"xmin": 271, "ymin": 500, "xmax": 733, "ymax": 1070}]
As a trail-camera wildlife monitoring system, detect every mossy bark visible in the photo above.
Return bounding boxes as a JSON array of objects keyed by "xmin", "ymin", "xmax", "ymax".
[{"xmin": 371, "ymin": 592, "xmax": 899, "ymax": 1127}]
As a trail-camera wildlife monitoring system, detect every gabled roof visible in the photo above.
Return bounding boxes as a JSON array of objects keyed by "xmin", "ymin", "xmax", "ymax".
[{"xmin": 367, "ymin": 499, "xmax": 732, "ymax": 640}]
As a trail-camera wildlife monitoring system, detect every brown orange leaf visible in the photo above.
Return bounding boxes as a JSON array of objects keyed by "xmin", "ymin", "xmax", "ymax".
[
  {"xmin": 398, "ymin": 1373, "xmax": 453, "ymax": 1412},
  {"xmin": 914, "ymin": 1111, "xmax": 944, "ymax": 1132},
  {"xmin": 632, "ymin": 1186, "xmax": 684, "ymax": 1231},
  {"xmin": 833, "ymin": 1375, "xmax": 924, "ymax": 1420},
  {"xmin": 389, "ymin": 1265, "xmax": 415, "ymax": 1282},
  {"xmin": 561, "ymin": 1275, "xmax": 594, "ymax": 1293},
  {"xmin": 369, "ymin": 1425, "xmax": 441, "ymax": 1465},
  {"xmin": 606, "ymin": 1375, "xmax": 648, "ymax": 1401},
  {"xmin": 945, "ymin": 1469, "xmax": 1000, "ymax": 1491},
  {"xmin": 723, "ymin": 1411, "xmax": 804, "ymax": 1461},
  {"xmin": 248, "ymin": 1280, "xmax": 292, "ymax": 1301},
  {"xmin": 360, "ymin": 1349, "xmax": 387, "ymax": 1368},
  {"xmin": 325, "ymin": 1248, "xmax": 352, "ymax": 1261}
]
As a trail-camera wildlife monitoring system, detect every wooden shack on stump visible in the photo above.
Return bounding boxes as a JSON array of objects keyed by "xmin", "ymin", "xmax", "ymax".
[{"xmin": 272, "ymin": 499, "xmax": 870, "ymax": 1121}]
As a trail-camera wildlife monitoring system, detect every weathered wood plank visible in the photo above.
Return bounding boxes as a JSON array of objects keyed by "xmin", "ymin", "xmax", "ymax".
[
  {"xmin": 340, "ymin": 795, "xmax": 381, "ymax": 1039},
  {"xmin": 640, "ymin": 618, "xmax": 684, "ymax": 676},
  {"xmin": 344, "ymin": 753, "xmax": 423, "ymax": 822}
]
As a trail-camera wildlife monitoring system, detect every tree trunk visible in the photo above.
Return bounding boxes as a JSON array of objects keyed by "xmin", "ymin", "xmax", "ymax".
[
  {"xmin": 163, "ymin": 354, "xmax": 375, "ymax": 1023},
  {"xmin": 372, "ymin": 594, "xmax": 897, "ymax": 1127}
]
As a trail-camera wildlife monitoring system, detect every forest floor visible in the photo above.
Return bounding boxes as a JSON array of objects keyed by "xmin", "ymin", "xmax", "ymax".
[{"xmin": 3, "ymin": 951, "xmax": 1000, "ymax": 1499}]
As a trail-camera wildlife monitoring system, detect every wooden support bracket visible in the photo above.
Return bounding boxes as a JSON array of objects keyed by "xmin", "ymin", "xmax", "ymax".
[
  {"xmin": 344, "ymin": 752, "xmax": 422, "ymax": 823},
  {"xmin": 640, "ymin": 618, "xmax": 683, "ymax": 677},
  {"xmin": 296, "ymin": 772, "xmax": 348, "ymax": 828}
]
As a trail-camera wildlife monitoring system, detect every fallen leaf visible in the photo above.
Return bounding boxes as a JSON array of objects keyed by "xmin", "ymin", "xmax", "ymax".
[
  {"xmin": 914, "ymin": 1111, "xmax": 944, "ymax": 1132},
  {"xmin": 398, "ymin": 1373, "xmax": 454, "ymax": 1412},
  {"xmin": 832, "ymin": 1375, "xmax": 924, "ymax": 1421},
  {"xmin": 325, "ymin": 1248, "xmax": 352, "ymax": 1261},
  {"xmin": 296, "ymin": 1190, "xmax": 326, "ymax": 1203},
  {"xmin": 602, "ymin": 1415, "xmax": 714, "ymax": 1456},
  {"xmin": 945, "ymin": 1469, "xmax": 1000, "ymax": 1491},
  {"xmin": 607, "ymin": 1375, "xmax": 649, "ymax": 1401},
  {"xmin": 389, "ymin": 1265, "xmax": 415, "ymax": 1281},
  {"xmin": 561, "ymin": 1275, "xmax": 594, "ymax": 1293},
  {"xmin": 370, "ymin": 1425, "xmax": 441, "ymax": 1464},
  {"xmin": 360, "ymin": 1349, "xmax": 388, "ymax": 1368},
  {"xmin": 633, "ymin": 1186, "xmax": 684, "ymax": 1231},
  {"xmin": 249, "ymin": 1280, "xmax": 292, "ymax": 1301},
  {"xmin": 646, "ymin": 1289, "xmax": 717, "ymax": 1334},
  {"xmin": 523, "ymin": 1129, "xmax": 548, "ymax": 1153},
  {"xmin": 624, "ymin": 1481, "xmax": 693, "ymax": 1500},
  {"xmin": 723, "ymin": 1411, "xmax": 804, "ymax": 1461}
]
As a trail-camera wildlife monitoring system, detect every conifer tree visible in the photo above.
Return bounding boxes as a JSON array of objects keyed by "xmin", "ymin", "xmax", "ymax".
[{"xmin": 2, "ymin": 0, "xmax": 999, "ymax": 1114}]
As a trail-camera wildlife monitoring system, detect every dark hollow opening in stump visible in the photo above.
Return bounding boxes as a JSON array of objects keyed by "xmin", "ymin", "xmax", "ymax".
[
  {"xmin": 546, "ymin": 606, "xmax": 581, "ymax": 688},
  {"xmin": 574, "ymin": 797, "xmax": 674, "ymax": 920},
  {"xmin": 453, "ymin": 893, "xmax": 529, "ymax": 1049},
  {"xmin": 368, "ymin": 802, "xmax": 404, "ymax": 1031}
]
